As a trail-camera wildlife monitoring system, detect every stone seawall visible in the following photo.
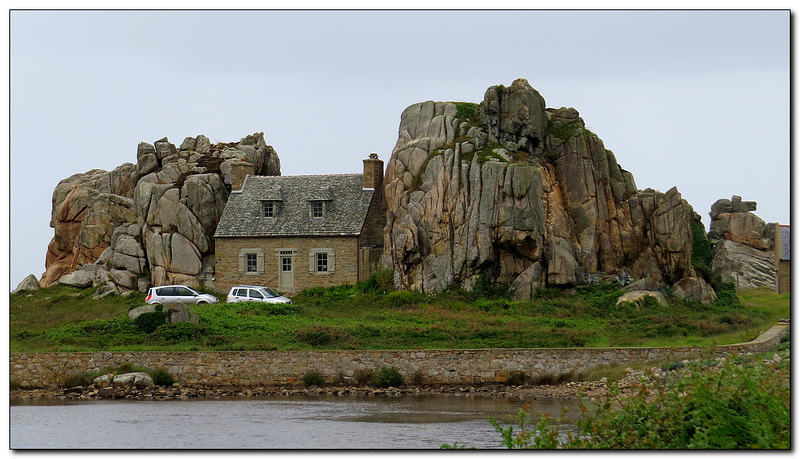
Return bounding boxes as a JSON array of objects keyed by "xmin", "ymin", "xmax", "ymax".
[{"xmin": 10, "ymin": 324, "xmax": 788, "ymax": 389}]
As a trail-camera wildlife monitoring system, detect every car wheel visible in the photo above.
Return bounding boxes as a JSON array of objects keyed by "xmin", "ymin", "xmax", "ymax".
[{"xmin": 197, "ymin": 300, "xmax": 209, "ymax": 304}]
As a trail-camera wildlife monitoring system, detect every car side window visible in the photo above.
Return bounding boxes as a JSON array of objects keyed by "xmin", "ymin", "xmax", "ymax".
[
  {"xmin": 249, "ymin": 289, "xmax": 263, "ymax": 299},
  {"xmin": 159, "ymin": 287, "xmax": 174, "ymax": 296}
]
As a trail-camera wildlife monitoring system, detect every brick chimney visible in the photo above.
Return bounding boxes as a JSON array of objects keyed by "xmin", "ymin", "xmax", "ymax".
[
  {"xmin": 231, "ymin": 161, "xmax": 255, "ymax": 192},
  {"xmin": 362, "ymin": 153, "xmax": 384, "ymax": 190}
]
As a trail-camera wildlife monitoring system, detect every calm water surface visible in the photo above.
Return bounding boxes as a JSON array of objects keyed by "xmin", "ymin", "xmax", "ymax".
[{"xmin": 11, "ymin": 394, "xmax": 579, "ymax": 449}]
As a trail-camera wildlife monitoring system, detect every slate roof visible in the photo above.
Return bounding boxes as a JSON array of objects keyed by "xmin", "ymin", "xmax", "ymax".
[
  {"xmin": 214, "ymin": 174, "xmax": 374, "ymax": 237},
  {"xmin": 780, "ymin": 225, "xmax": 790, "ymax": 260}
]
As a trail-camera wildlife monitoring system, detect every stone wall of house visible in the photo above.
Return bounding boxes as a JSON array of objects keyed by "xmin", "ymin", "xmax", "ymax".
[
  {"xmin": 214, "ymin": 236, "xmax": 360, "ymax": 294},
  {"xmin": 10, "ymin": 324, "xmax": 788, "ymax": 389}
]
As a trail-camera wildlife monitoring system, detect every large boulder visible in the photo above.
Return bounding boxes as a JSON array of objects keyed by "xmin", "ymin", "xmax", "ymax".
[
  {"xmin": 128, "ymin": 303, "xmax": 198, "ymax": 324},
  {"xmin": 41, "ymin": 164, "xmax": 137, "ymax": 287},
  {"xmin": 12, "ymin": 274, "xmax": 41, "ymax": 294},
  {"xmin": 93, "ymin": 372, "xmax": 155, "ymax": 388},
  {"xmin": 382, "ymin": 79, "xmax": 705, "ymax": 301},
  {"xmin": 708, "ymin": 196, "xmax": 778, "ymax": 290}
]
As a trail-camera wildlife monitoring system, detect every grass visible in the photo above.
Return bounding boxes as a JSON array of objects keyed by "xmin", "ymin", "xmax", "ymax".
[{"xmin": 9, "ymin": 282, "xmax": 789, "ymax": 353}]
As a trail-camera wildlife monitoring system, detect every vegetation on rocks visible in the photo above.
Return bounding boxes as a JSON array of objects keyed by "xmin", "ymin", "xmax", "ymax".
[{"xmin": 10, "ymin": 275, "xmax": 788, "ymax": 353}]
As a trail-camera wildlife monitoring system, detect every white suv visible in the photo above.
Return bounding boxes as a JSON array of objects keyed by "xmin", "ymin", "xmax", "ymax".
[
  {"xmin": 145, "ymin": 285, "xmax": 220, "ymax": 305},
  {"xmin": 227, "ymin": 285, "xmax": 292, "ymax": 304}
]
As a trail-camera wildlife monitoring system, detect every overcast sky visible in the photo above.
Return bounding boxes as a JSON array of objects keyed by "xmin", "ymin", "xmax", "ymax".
[{"xmin": 8, "ymin": 9, "xmax": 790, "ymax": 289}]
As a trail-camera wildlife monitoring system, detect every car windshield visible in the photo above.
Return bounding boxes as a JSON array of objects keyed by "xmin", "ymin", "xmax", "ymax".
[{"xmin": 258, "ymin": 288, "xmax": 279, "ymax": 298}]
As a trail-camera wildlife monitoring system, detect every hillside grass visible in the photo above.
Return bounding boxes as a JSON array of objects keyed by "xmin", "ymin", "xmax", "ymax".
[{"xmin": 9, "ymin": 282, "xmax": 789, "ymax": 353}]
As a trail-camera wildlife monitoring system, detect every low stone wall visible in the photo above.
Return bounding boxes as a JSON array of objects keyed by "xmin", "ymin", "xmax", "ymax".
[{"xmin": 10, "ymin": 324, "xmax": 789, "ymax": 389}]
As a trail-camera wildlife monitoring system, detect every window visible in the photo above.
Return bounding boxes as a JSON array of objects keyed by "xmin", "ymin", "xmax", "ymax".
[
  {"xmin": 316, "ymin": 252, "xmax": 328, "ymax": 272},
  {"xmin": 248, "ymin": 289, "xmax": 264, "ymax": 299},
  {"xmin": 309, "ymin": 248, "xmax": 335, "ymax": 274},
  {"xmin": 310, "ymin": 201, "xmax": 324, "ymax": 219},
  {"xmin": 245, "ymin": 253, "xmax": 258, "ymax": 273},
  {"xmin": 262, "ymin": 201, "xmax": 275, "ymax": 218},
  {"xmin": 238, "ymin": 248, "xmax": 264, "ymax": 274}
]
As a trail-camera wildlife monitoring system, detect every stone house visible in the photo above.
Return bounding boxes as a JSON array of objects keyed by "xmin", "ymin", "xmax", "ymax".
[{"xmin": 213, "ymin": 154, "xmax": 385, "ymax": 295}]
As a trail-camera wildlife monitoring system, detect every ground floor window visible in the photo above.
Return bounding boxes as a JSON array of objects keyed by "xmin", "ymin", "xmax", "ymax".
[
  {"xmin": 238, "ymin": 248, "xmax": 264, "ymax": 274},
  {"xmin": 309, "ymin": 248, "xmax": 335, "ymax": 274}
]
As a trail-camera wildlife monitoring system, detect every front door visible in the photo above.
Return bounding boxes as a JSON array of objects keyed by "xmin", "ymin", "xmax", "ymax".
[{"xmin": 279, "ymin": 254, "xmax": 294, "ymax": 292}]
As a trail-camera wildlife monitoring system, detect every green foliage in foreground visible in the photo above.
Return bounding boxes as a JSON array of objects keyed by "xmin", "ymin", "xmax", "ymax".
[
  {"xmin": 9, "ymin": 280, "xmax": 789, "ymax": 352},
  {"xmin": 444, "ymin": 342, "xmax": 791, "ymax": 449}
]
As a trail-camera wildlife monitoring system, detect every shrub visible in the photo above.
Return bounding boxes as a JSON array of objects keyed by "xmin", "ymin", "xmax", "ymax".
[
  {"xmin": 506, "ymin": 371, "xmax": 529, "ymax": 386},
  {"xmin": 62, "ymin": 373, "xmax": 91, "ymax": 388},
  {"xmin": 296, "ymin": 326, "xmax": 346, "ymax": 346},
  {"xmin": 133, "ymin": 306, "xmax": 168, "ymax": 333},
  {"xmin": 358, "ymin": 268, "xmax": 395, "ymax": 293},
  {"xmin": 382, "ymin": 290, "xmax": 424, "ymax": 307},
  {"xmin": 303, "ymin": 370, "xmax": 325, "ymax": 387},
  {"xmin": 151, "ymin": 369, "xmax": 176, "ymax": 386},
  {"xmin": 353, "ymin": 369, "xmax": 375, "ymax": 386},
  {"xmin": 661, "ymin": 360, "xmax": 687, "ymax": 372},
  {"xmin": 149, "ymin": 322, "xmax": 206, "ymax": 343},
  {"xmin": 370, "ymin": 367, "xmax": 403, "ymax": 388},
  {"xmin": 477, "ymin": 357, "xmax": 790, "ymax": 449},
  {"xmin": 691, "ymin": 220, "xmax": 713, "ymax": 282}
]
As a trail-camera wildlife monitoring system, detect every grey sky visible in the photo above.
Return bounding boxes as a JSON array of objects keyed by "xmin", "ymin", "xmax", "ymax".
[{"xmin": 9, "ymin": 10, "xmax": 790, "ymax": 289}]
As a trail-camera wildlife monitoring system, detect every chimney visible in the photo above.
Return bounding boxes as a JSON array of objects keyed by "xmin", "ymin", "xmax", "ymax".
[
  {"xmin": 362, "ymin": 153, "xmax": 384, "ymax": 190},
  {"xmin": 231, "ymin": 161, "xmax": 255, "ymax": 192}
]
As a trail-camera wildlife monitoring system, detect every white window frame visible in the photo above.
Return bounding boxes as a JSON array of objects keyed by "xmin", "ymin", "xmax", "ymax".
[
  {"xmin": 238, "ymin": 248, "xmax": 264, "ymax": 275},
  {"xmin": 309, "ymin": 248, "xmax": 335, "ymax": 275}
]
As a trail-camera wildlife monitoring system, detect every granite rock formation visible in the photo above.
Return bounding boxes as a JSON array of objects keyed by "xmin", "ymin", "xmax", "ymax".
[
  {"xmin": 41, "ymin": 133, "xmax": 281, "ymax": 292},
  {"xmin": 383, "ymin": 78, "xmax": 715, "ymax": 303},
  {"xmin": 708, "ymin": 195, "xmax": 777, "ymax": 290}
]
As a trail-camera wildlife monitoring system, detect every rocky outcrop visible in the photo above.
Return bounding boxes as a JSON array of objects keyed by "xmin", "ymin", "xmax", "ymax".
[
  {"xmin": 12, "ymin": 274, "xmax": 42, "ymax": 294},
  {"xmin": 708, "ymin": 196, "xmax": 777, "ymax": 290},
  {"xmin": 43, "ymin": 133, "xmax": 281, "ymax": 292},
  {"xmin": 383, "ymin": 79, "xmax": 714, "ymax": 302}
]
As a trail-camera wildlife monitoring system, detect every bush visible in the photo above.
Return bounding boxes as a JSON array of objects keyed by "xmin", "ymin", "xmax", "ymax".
[
  {"xmin": 661, "ymin": 360, "xmax": 687, "ymax": 371},
  {"xmin": 151, "ymin": 369, "xmax": 176, "ymax": 386},
  {"xmin": 302, "ymin": 370, "xmax": 325, "ymax": 387},
  {"xmin": 370, "ymin": 367, "xmax": 404, "ymax": 388},
  {"xmin": 506, "ymin": 371, "xmax": 529, "ymax": 386},
  {"xmin": 149, "ymin": 322, "xmax": 206, "ymax": 343},
  {"xmin": 353, "ymin": 369, "xmax": 375, "ymax": 386},
  {"xmin": 382, "ymin": 290, "xmax": 424, "ymax": 307},
  {"xmin": 296, "ymin": 326, "xmax": 346, "ymax": 346},
  {"xmin": 133, "ymin": 306, "xmax": 168, "ymax": 333},
  {"xmin": 357, "ymin": 268, "xmax": 395, "ymax": 293},
  {"xmin": 474, "ymin": 356, "xmax": 790, "ymax": 449},
  {"xmin": 62, "ymin": 373, "xmax": 91, "ymax": 388}
]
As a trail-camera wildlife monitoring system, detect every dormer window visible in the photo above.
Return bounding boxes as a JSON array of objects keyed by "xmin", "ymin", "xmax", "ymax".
[
  {"xmin": 262, "ymin": 201, "xmax": 276, "ymax": 218},
  {"xmin": 310, "ymin": 201, "xmax": 324, "ymax": 219}
]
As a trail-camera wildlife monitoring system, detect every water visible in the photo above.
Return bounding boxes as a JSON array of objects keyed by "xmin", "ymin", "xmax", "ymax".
[{"xmin": 10, "ymin": 395, "xmax": 579, "ymax": 449}]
